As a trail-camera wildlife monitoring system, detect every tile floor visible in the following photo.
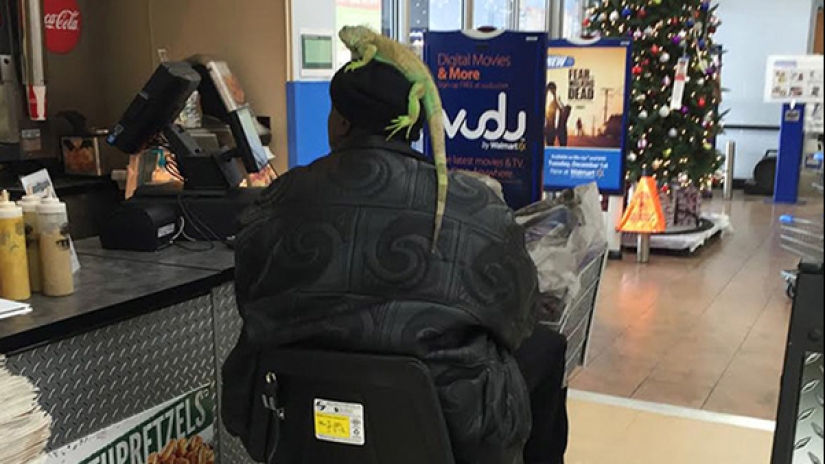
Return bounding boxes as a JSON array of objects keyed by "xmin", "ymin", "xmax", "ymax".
[
  {"xmin": 566, "ymin": 391, "xmax": 775, "ymax": 464},
  {"xmin": 570, "ymin": 191, "xmax": 824, "ymax": 420}
]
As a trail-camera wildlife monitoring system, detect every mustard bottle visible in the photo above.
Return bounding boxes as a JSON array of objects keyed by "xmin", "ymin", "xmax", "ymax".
[
  {"xmin": 17, "ymin": 195, "xmax": 42, "ymax": 293},
  {"xmin": 0, "ymin": 190, "xmax": 31, "ymax": 301}
]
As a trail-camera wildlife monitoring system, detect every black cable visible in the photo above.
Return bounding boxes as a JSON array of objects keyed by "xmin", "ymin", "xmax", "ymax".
[{"xmin": 175, "ymin": 193, "xmax": 229, "ymax": 252}]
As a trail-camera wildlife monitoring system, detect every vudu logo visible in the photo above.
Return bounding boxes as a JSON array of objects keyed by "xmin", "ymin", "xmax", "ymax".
[
  {"xmin": 547, "ymin": 55, "xmax": 575, "ymax": 69},
  {"xmin": 443, "ymin": 92, "xmax": 526, "ymax": 142}
]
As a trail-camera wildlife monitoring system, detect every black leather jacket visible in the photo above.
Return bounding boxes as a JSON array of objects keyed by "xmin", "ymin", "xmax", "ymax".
[{"xmin": 222, "ymin": 136, "xmax": 540, "ymax": 464}]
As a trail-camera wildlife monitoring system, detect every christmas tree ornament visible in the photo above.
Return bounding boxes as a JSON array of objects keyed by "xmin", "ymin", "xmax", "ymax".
[
  {"xmin": 583, "ymin": 18, "xmax": 591, "ymax": 27},
  {"xmin": 635, "ymin": 93, "xmax": 646, "ymax": 102},
  {"xmin": 632, "ymin": 65, "xmax": 643, "ymax": 76},
  {"xmin": 639, "ymin": 8, "xmax": 648, "ymax": 19},
  {"xmin": 664, "ymin": 148, "xmax": 673, "ymax": 158},
  {"xmin": 651, "ymin": 44, "xmax": 661, "ymax": 54},
  {"xmin": 663, "ymin": 75, "xmax": 672, "ymax": 86},
  {"xmin": 642, "ymin": 58, "xmax": 651, "ymax": 66},
  {"xmin": 639, "ymin": 110, "xmax": 650, "ymax": 119},
  {"xmin": 686, "ymin": 18, "xmax": 695, "ymax": 28},
  {"xmin": 703, "ymin": 142, "xmax": 713, "ymax": 151},
  {"xmin": 698, "ymin": 96, "xmax": 707, "ymax": 108},
  {"xmin": 629, "ymin": 153, "xmax": 638, "ymax": 162},
  {"xmin": 698, "ymin": 77, "xmax": 706, "ymax": 86},
  {"xmin": 653, "ymin": 159, "xmax": 663, "ymax": 170},
  {"xmin": 660, "ymin": 52, "xmax": 671, "ymax": 63},
  {"xmin": 669, "ymin": 56, "xmax": 690, "ymax": 110},
  {"xmin": 681, "ymin": 106, "xmax": 690, "ymax": 114},
  {"xmin": 634, "ymin": 29, "xmax": 644, "ymax": 40},
  {"xmin": 668, "ymin": 128, "xmax": 678, "ymax": 137},
  {"xmin": 698, "ymin": 39, "xmax": 707, "ymax": 50},
  {"xmin": 638, "ymin": 138, "xmax": 649, "ymax": 149},
  {"xmin": 672, "ymin": 35, "xmax": 682, "ymax": 45},
  {"xmin": 609, "ymin": 10, "xmax": 620, "ymax": 22},
  {"xmin": 700, "ymin": 1, "xmax": 710, "ymax": 12},
  {"xmin": 659, "ymin": 106, "xmax": 671, "ymax": 118},
  {"xmin": 598, "ymin": 13, "xmax": 607, "ymax": 22},
  {"xmin": 622, "ymin": 6, "xmax": 633, "ymax": 17}
]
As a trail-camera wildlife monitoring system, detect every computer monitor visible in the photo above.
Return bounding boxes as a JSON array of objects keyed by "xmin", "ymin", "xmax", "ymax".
[
  {"xmin": 107, "ymin": 62, "xmax": 201, "ymax": 154},
  {"xmin": 186, "ymin": 57, "xmax": 271, "ymax": 173}
]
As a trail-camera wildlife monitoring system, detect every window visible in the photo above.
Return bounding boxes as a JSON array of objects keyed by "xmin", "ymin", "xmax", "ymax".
[
  {"xmin": 520, "ymin": 0, "xmax": 547, "ymax": 31},
  {"xmin": 336, "ymin": 0, "xmax": 383, "ymax": 68},
  {"xmin": 473, "ymin": 0, "xmax": 513, "ymax": 29},
  {"xmin": 563, "ymin": 0, "xmax": 598, "ymax": 39},
  {"xmin": 410, "ymin": 0, "xmax": 465, "ymax": 33}
]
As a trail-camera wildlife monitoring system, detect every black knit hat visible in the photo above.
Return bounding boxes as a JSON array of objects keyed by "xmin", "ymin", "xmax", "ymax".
[{"xmin": 330, "ymin": 60, "xmax": 424, "ymax": 141}]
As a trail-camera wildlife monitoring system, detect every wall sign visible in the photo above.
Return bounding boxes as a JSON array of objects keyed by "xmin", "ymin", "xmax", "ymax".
[
  {"xmin": 424, "ymin": 30, "xmax": 548, "ymax": 210},
  {"xmin": 44, "ymin": 0, "xmax": 82, "ymax": 55},
  {"xmin": 543, "ymin": 38, "xmax": 631, "ymax": 196}
]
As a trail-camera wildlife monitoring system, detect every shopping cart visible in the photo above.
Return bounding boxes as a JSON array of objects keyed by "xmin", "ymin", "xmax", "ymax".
[
  {"xmin": 779, "ymin": 214, "xmax": 824, "ymax": 299},
  {"xmin": 812, "ymin": 151, "xmax": 824, "ymax": 194}
]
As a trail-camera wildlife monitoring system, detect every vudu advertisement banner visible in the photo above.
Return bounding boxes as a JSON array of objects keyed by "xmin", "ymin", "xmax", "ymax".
[
  {"xmin": 544, "ymin": 39, "xmax": 632, "ymax": 195},
  {"xmin": 424, "ymin": 31, "xmax": 547, "ymax": 210}
]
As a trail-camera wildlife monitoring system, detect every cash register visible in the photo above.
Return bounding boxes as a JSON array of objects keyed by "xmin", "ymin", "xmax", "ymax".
[{"xmin": 99, "ymin": 59, "xmax": 271, "ymax": 251}]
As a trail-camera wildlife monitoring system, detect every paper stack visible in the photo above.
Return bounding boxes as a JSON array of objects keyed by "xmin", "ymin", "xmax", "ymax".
[
  {"xmin": 0, "ymin": 355, "xmax": 52, "ymax": 464},
  {"xmin": 0, "ymin": 298, "xmax": 33, "ymax": 321}
]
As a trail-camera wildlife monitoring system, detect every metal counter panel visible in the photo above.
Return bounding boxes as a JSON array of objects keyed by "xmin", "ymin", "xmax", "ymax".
[
  {"xmin": 5, "ymin": 295, "xmax": 216, "ymax": 452},
  {"xmin": 212, "ymin": 282, "xmax": 259, "ymax": 464},
  {"xmin": 793, "ymin": 352, "xmax": 824, "ymax": 464}
]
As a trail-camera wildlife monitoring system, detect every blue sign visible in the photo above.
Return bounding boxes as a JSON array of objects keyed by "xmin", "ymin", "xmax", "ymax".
[
  {"xmin": 424, "ymin": 31, "xmax": 548, "ymax": 210},
  {"xmin": 543, "ymin": 38, "xmax": 632, "ymax": 195}
]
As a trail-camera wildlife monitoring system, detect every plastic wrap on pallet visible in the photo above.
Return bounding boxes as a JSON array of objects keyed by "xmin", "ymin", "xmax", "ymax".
[{"xmin": 622, "ymin": 213, "xmax": 732, "ymax": 252}]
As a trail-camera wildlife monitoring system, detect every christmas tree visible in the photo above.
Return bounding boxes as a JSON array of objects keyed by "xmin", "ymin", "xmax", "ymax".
[{"xmin": 583, "ymin": 0, "xmax": 725, "ymax": 188}]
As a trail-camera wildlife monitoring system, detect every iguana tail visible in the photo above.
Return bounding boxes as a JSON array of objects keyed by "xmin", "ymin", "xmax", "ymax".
[{"xmin": 423, "ymin": 87, "xmax": 447, "ymax": 254}]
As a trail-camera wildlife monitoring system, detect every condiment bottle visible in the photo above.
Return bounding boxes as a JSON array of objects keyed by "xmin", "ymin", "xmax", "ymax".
[
  {"xmin": 37, "ymin": 197, "xmax": 74, "ymax": 297},
  {"xmin": 0, "ymin": 190, "xmax": 31, "ymax": 300},
  {"xmin": 17, "ymin": 195, "xmax": 42, "ymax": 293}
]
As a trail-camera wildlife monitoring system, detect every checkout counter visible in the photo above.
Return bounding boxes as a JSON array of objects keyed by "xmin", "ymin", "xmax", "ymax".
[
  {"xmin": 0, "ymin": 58, "xmax": 274, "ymax": 463},
  {"xmin": 0, "ymin": 238, "xmax": 258, "ymax": 464}
]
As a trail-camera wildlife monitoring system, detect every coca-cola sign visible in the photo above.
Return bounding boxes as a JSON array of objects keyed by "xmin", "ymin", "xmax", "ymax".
[{"xmin": 44, "ymin": 0, "xmax": 82, "ymax": 54}]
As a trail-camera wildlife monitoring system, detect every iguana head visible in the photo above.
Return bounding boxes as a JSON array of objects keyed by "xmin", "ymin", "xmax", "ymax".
[{"xmin": 339, "ymin": 25, "xmax": 374, "ymax": 51}]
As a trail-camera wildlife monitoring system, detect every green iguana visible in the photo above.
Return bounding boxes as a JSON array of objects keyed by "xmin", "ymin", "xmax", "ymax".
[{"xmin": 339, "ymin": 25, "xmax": 448, "ymax": 254}]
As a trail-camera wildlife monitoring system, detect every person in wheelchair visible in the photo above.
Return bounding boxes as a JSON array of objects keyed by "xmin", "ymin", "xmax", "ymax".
[{"xmin": 222, "ymin": 59, "xmax": 568, "ymax": 464}]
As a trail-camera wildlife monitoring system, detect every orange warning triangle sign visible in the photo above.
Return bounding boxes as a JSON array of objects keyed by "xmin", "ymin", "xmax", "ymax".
[{"xmin": 618, "ymin": 176, "xmax": 666, "ymax": 234}]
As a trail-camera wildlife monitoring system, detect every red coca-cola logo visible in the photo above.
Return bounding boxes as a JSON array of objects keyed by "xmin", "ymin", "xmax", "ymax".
[{"xmin": 44, "ymin": 0, "xmax": 82, "ymax": 54}]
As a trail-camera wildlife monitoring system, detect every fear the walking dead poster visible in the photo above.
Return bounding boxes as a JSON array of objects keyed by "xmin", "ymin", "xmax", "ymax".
[{"xmin": 544, "ymin": 39, "xmax": 632, "ymax": 195}]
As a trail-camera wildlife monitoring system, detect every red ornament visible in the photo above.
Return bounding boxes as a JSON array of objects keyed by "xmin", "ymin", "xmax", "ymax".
[
  {"xmin": 651, "ymin": 44, "xmax": 661, "ymax": 54},
  {"xmin": 583, "ymin": 18, "xmax": 591, "ymax": 27},
  {"xmin": 694, "ymin": 11, "xmax": 701, "ymax": 19},
  {"xmin": 44, "ymin": 0, "xmax": 82, "ymax": 55},
  {"xmin": 708, "ymin": 25, "xmax": 717, "ymax": 33},
  {"xmin": 669, "ymin": 17, "xmax": 679, "ymax": 26},
  {"xmin": 642, "ymin": 58, "xmax": 651, "ymax": 66},
  {"xmin": 632, "ymin": 65, "xmax": 643, "ymax": 76},
  {"xmin": 638, "ymin": 8, "xmax": 647, "ymax": 19},
  {"xmin": 698, "ymin": 97, "xmax": 707, "ymax": 108}
]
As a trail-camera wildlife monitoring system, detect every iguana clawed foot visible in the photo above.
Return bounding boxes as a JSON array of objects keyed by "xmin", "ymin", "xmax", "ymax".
[
  {"xmin": 385, "ymin": 115, "xmax": 416, "ymax": 140},
  {"xmin": 344, "ymin": 60, "xmax": 368, "ymax": 73}
]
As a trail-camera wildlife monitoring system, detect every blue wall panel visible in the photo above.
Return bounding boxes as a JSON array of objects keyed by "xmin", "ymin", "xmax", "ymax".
[{"xmin": 287, "ymin": 81, "xmax": 331, "ymax": 169}]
